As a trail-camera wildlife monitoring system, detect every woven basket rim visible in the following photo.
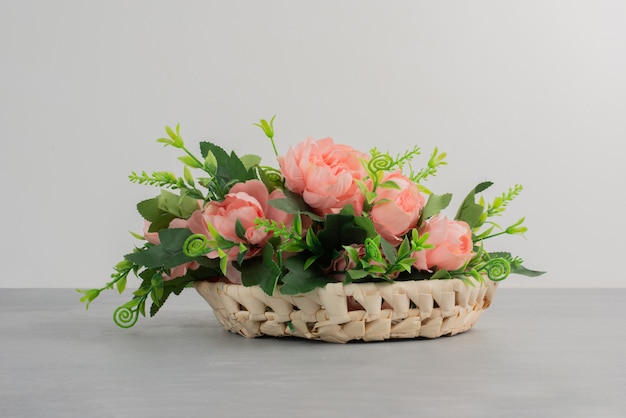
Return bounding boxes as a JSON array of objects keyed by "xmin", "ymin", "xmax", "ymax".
[{"xmin": 195, "ymin": 278, "xmax": 497, "ymax": 343}]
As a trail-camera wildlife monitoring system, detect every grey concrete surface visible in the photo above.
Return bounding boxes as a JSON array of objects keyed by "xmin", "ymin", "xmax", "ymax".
[{"xmin": 0, "ymin": 288, "xmax": 624, "ymax": 418}]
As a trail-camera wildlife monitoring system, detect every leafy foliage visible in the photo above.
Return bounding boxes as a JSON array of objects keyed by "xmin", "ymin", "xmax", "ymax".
[{"xmin": 280, "ymin": 255, "xmax": 334, "ymax": 295}]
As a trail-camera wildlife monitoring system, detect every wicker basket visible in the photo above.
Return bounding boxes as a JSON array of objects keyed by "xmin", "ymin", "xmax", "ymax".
[{"xmin": 195, "ymin": 278, "xmax": 497, "ymax": 343}]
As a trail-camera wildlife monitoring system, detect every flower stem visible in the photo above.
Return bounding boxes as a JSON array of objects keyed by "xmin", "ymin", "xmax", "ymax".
[
  {"xmin": 270, "ymin": 138, "xmax": 279, "ymax": 157},
  {"xmin": 182, "ymin": 146, "xmax": 206, "ymax": 171},
  {"xmin": 478, "ymin": 231, "xmax": 507, "ymax": 241}
]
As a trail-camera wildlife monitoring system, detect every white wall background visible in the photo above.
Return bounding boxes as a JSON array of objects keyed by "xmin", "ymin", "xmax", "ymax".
[{"xmin": 1, "ymin": 1, "xmax": 624, "ymax": 288}]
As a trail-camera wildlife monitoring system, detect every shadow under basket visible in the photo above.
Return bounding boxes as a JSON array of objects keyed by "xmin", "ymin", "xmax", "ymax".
[{"xmin": 194, "ymin": 279, "xmax": 497, "ymax": 344}]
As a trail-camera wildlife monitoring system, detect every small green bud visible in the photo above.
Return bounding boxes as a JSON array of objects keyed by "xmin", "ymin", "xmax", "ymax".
[
  {"xmin": 115, "ymin": 259, "xmax": 133, "ymax": 271},
  {"xmin": 506, "ymin": 217, "xmax": 527, "ymax": 235},
  {"xmin": 79, "ymin": 288, "xmax": 100, "ymax": 302},
  {"xmin": 151, "ymin": 273, "xmax": 163, "ymax": 288},
  {"xmin": 165, "ymin": 125, "xmax": 184, "ymax": 148},
  {"xmin": 506, "ymin": 225, "xmax": 528, "ymax": 235},
  {"xmin": 254, "ymin": 115, "xmax": 276, "ymax": 139}
]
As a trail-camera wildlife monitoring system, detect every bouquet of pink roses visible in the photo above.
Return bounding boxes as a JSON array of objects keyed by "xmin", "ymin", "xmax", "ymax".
[{"xmin": 79, "ymin": 117, "xmax": 542, "ymax": 328}]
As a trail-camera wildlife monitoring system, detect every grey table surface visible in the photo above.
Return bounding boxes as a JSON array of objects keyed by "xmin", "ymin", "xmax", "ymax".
[{"xmin": 1, "ymin": 288, "xmax": 624, "ymax": 418}]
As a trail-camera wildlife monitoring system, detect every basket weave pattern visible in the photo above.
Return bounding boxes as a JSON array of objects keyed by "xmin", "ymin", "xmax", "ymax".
[{"xmin": 195, "ymin": 279, "xmax": 497, "ymax": 343}]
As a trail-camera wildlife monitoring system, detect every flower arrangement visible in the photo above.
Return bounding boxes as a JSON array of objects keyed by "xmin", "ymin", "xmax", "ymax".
[{"xmin": 79, "ymin": 117, "xmax": 543, "ymax": 330}]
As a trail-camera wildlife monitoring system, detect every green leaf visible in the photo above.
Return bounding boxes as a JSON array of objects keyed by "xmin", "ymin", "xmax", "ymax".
[
  {"xmin": 396, "ymin": 258, "xmax": 416, "ymax": 273},
  {"xmin": 316, "ymin": 211, "xmax": 375, "ymax": 253},
  {"xmin": 165, "ymin": 125, "xmax": 176, "ymax": 140},
  {"xmin": 239, "ymin": 243, "xmax": 281, "ymax": 295},
  {"xmin": 344, "ymin": 269, "xmax": 370, "ymax": 282},
  {"xmin": 133, "ymin": 286, "xmax": 149, "ymax": 297},
  {"xmin": 137, "ymin": 196, "xmax": 160, "ymax": 220},
  {"xmin": 125, "ymin": 228, "xmax": 196, "ymax": 269},
  {"xmin": 339, "ymin": 205, "xmax": 355, "ymax": 216},
  {"xmin": 467, "ymin": 269, "xmax": 484, "ymax": 285},
  {"xmin": 268, "ymin": 192, "xmax": 324, "ymax": 222},
  {"xmin": 279, "ymin": 255, "xmax": 334, "ymax": 295},
  {"xmin": 397, "ymin": 238, "xmax": 411, "ymax": 259},
  {"xmin": 430, "ymin": 269, "xmax": 451, "ymax": 280},
  {"xmin": 157, "ymin": 137, "xmax": 174, "ymax": 146},
  {"xmin": 183, "ymin": 166, "xmax": 195, "ymax": 186},
  {"xmin": 303, "ymin": 255, "xmax": 320, "ymax": 270},
  {"xmin": 137, "ymin": 191, "xmax": 200, "ymax": 232},
  {"xmin": 352, "ymin": 216, "xmax": 379, "ymax": 239},
  {"xmin": 236, "ymin": 243, "xmax": 248, "ymax": 265},
  {"xmin": 292, "ymin": 212, "xmax": 303, "ymax": 237},
  {"xmin": 116, "ymin": 276, "xmax": 127, "ymax": 294},
  {"xmin": 149, "ymin": 273, "xmax": 196, "ymax": 317},
  {"xmin": 474, "ymin": 181, "xmax": 493, "ymax": 194},
  {"xmin": 151, "ymin": 287, "xmax": 163, "ymax": 305},
  {"xmin": 178, "ymin": 155, "xmax": 202, "ymax": 169},
  {"xmin": 342, "ymin": 245, "xmax": 360, "ymax": 264},
  {"xmin": 240, "ymin": 154, "xmax": 262, "ymax": 170},
  {"xmin": 510, "ymin": 264, "xmax": 546, "ymax": 277},
  {"xmin": 380, "ymin": 238, "xmax": 397, "ymax": 264},
  {"xmin": 366, "ymin": 264, "xmax": 387, "ymax": 274},
  {"xmin": 217, "ymin": 248, "xmax": 228, "ymax": 275},
  {"xmin": 305, "ymin": 228, "xmax": 322, "ymax": 251},
  {"xmin": 455, "ymin": 182, "xmax": 493, "ymax": 229},
  {"xmin": 421, "ymin": 193, "xmax": 452, "ymax": 221},
  {"xmin": 138, "ymin": 299, "xmax": 146, "ymax": 317},
  {"xmin": 129, "ymin": 230, "xmax": 145, "ymax": 240},
  {"xmin": 235, "ymin": 219, "xmax": 247, "ymax": 241},
  {"xmin": 204, "ymin": 151, "xmax": 218, "ymax": 175},
  {"xmin": 157, "ymin": 190, "xmax": 200, "ymax": 220},
  {"xmin": 199, "ymin": 142, "xmax": 253, "ymax": 184},
  {"xmin": 120, "ymin": 298, "xmax": 141, "ymax": 309},
  {"xmin": 379, "ymin": 180, "xmax": 401, "ymax": 190}
]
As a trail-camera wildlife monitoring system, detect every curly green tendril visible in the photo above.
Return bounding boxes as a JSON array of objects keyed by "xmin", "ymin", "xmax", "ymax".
[
  {"xmin": 261, "ymin": 166, "xmax": 283, "ymax": 184},
  {"xmin": 113, "ymin": 305, "xmax": 139, "ymax": 328},
  {"xmin": 368, "ymin": 153, "xmax": 394, "ymax": 173},
  {"xmin": 480, "ymin": 258, "xmax": 511, "ymax": 281},
  {"xmin": 183, "ymin": 234, "xmax": 210, "ymax": 257},
  {"xmin": 364, "ymin": 238, "xmax": 382, "ymax": 261}
]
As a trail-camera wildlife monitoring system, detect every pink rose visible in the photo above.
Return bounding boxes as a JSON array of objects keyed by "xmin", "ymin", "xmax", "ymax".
[
  {"xmin": 370, "ymin": 172, "xmax": 425, "ymax": 244},
  {"xmin": 330, "ymin": 244, "xmax": 365, "ymax": 273},
  {"xmin": 413, "ymin": 215, "xmax": 474, "ymax": 272},
  {"xmin": 278, "ymin": 137, "xmax": 368, "ymax": 215},
  {"xmin": 187, "ymin": 180, "xmax": 293, "ymax": 262},
  {"xmin": 142, "ymin": 218, "xmax": 200, "ymax": 281}
]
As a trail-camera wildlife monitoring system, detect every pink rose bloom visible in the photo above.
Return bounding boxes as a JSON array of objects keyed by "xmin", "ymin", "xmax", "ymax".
[
  {"xmin": 370, "ymin": 172, "xmax": 425, "ymax": 245},
  {"xmin": 142, "ymin": 218, "xmax": 200, "ymax": 281},
  {"xmin": 187, "ymin": 180, "xmax": 293, "ymax": 263},
  {"xmin": 278, "ymin": 137, "xmax": 368, "ymax": 215},
  {"xmin": 413, "ymin": 215, "xmax": 474, "ymax": 272},
  {"xmin": 330, "ymin": 244, "xmax": 365, "ymax": 273}
]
